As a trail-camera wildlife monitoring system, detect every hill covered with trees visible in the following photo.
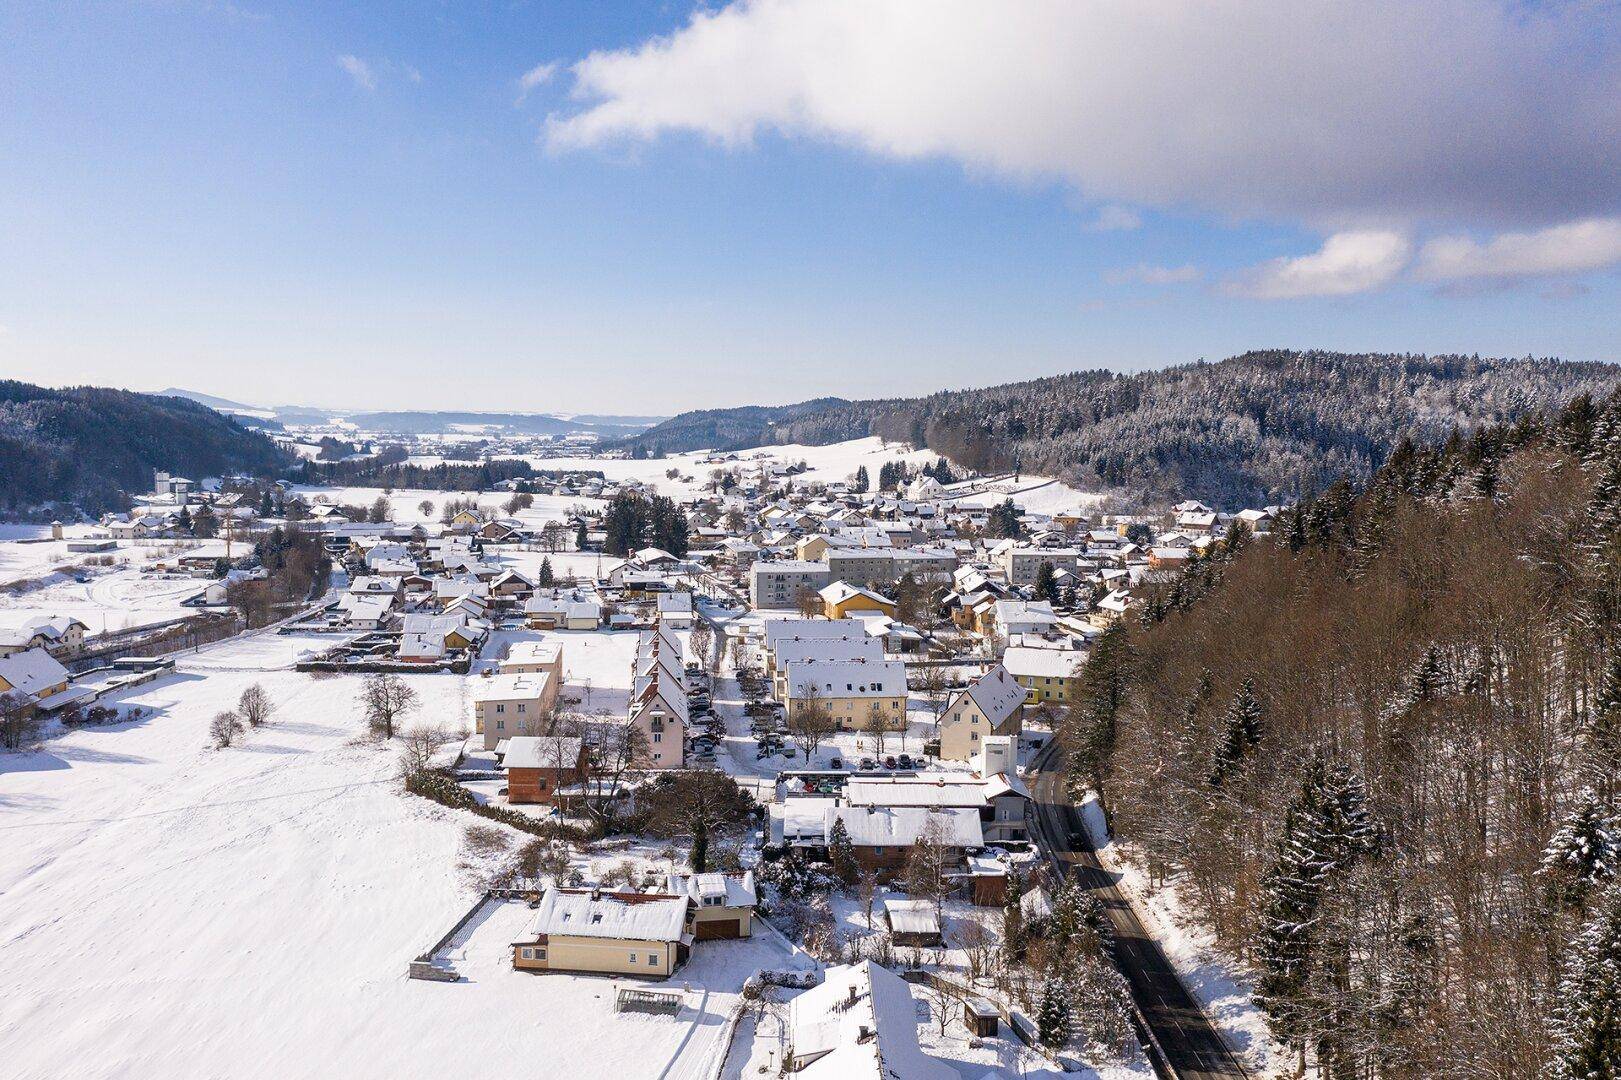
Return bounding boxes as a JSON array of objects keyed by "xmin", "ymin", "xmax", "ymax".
[
  {"xmin": 623, "ymin": 351, "xmax": 1620, "ymax": 506},
  {"xmin": 0, "ymin": 383, "xmax": 292, "ymax": 516},
  {"xmin": 1061, "ymin": 390, "xmax": 1621, "ymax": 1077}
]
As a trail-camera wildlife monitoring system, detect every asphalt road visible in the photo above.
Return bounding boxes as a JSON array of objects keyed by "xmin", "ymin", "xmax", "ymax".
[{"xmin": 1027, "ymin": 743, "xmax": 1252, "ymax": 1080}]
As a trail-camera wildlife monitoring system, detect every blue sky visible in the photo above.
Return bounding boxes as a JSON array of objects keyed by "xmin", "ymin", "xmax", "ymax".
[{"xmin": 2, "ymin": 1, "xmax": 1618, "ymax": 413}]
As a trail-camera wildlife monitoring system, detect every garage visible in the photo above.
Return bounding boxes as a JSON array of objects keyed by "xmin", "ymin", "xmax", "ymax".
[{"xmin": 694, "ymin": 917, "xmax": 743, "ymax": 941}]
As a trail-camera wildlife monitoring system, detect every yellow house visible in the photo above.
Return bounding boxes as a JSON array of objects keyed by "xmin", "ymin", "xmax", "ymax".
[
  {"xmin": 795, "ymin": 535, "xmax": 833, "ymax": 562},
  {"xmin": 1001, "ymin": 645, "xmax": 1086, "ymax": 704},
  {"xmin": 511, "ymin": 888, "xmax": 696, "ymax": 978},
  {"xmin": 782, "ymin": 659, "xmax": 909, "ymax": 732},
  {"xmin": 938, "ymin": 664, "xmax": 1025, "ymax": 761},
  {"xmin": 819, "ymin": 581, "xmax": 896, "ymax": 621},
  {"xmin": 0, "ymin": 647, "xmax": 72, "ymax": 715}
]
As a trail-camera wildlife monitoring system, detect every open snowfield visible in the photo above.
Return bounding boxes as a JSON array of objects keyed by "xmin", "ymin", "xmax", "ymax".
[{"xmin": 0, "ymin": 626, "xmax": 773, "ymax": 1080}]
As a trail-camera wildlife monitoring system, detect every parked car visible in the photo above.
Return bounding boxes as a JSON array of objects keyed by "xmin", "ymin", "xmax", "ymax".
[
  {"xmin": 883, "ymin": 756, "xmax": 898, "ymax": 769},
  {"xmin": 897, "ymin": 754, "xmax": 913, "ymax": 769},
  {"xmin": 859, "ymin": 757, "xmax": 877, "ymax": 771},
  {"xmin": 829, "ymin": 757, "xmax": 843, "ymax": 770}
]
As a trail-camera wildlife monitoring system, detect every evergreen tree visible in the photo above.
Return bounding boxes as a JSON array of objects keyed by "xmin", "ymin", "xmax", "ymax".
[
  {"xmin": 177, "ymin": 505, "xmax": 193, "ymax": 533},
  {"xmin": 1037, "ymin": 976, "xmax": 1075, "ymax": 1050},
  {"xmin": 1550, "ymin": 887, "xmax": 1621, "ymax": 1080},
  {"xmin": 987, "ymin": 499, "xmax": 1023, "ymax": 539},
  {"xmin": 828, "ymin": 817, "xmax": 859, "ymax": 886},
  {"xmin": 1002, "ymin": 874, "xmax": 1027, "ymax": 958},
  {"xmin": 537, "ymin": 556, "xmax": 554, "ymax": 587},
  {"xmin": 1541, "ymin": 793, "xmax": 1621, "ymax": 910},
  {"xmin": 574, "ymin": 520, "xmax": 588, "ymax": 551},
  {"xmin": 1209, "ymin": 679, "xmax": 1263, "ymax": 786},
  {"xmin": 851, "ymin": 465, "xmax": 869, "ymax": 493},
  {"xmin": 258, "ymin": 489, "xmax": 275, "ymax": 517},
  {"xmin": 1587, "ymin": 655, "xmax": 1621, "ymax": 803},
  {"xmin": 1034, "ymin": 561, "xmax": 1059, "ymax": 604}
]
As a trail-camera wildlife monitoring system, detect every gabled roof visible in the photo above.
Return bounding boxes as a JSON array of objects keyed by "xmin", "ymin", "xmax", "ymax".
[
  {"xmin": 788, "ymin": 961, "xmax": 956, "ymax": 1080},
  {"xmin": 666, "ymin": 870, "xmax": 757, "ymax": 908},
  {"xmin": 954, "ymin": 664, "xmax": 1025, "ymax": 725},
  {"xmin": 826, "ymin": 805, "xmax": 983, "ymax": 848},
  {"xmin": 0, "ymin": 647, "xmax": 69, "ymax": 699},
  {"xmin": 520, "ymin": 887, "xmax": 691, "ymax": 943},
  {"xmin": 502, "ymin": 736, "xmax": 583, "ymax": 770}
]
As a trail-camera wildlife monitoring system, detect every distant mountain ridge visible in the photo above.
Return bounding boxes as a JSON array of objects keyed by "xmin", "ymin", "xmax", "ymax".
[
  {"xmin": 621, "ymin": 351, "xmax": 1621, "ymax": 505},
  {"xmin": 0, "ymin": 382, "xmax": 293, "ymax": 516},
  {"xmin": 160, "ymin": 388, "xmax": 666, "ymax": 439}
]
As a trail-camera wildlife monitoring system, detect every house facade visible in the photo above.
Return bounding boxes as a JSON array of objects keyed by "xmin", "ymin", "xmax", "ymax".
[
  {"xmin": 511, "ymin": 888, "xmax": 695, "ymax": 978},
  {"xmin": 937, "ymin": 664, "xmax": 1025, "ymax": 761}
]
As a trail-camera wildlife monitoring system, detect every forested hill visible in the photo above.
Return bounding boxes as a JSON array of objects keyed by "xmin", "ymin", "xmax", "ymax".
[
  {"xmin": 623, "ymin": 351, "xmax": 1621, "ymax": 506},
  {"xmin": 0, "ymin": 383, "xmax": 293, "ymax": 516},
  {"xmin": 1062, "ymin": 389, "xmax": 1621, "ymax": 1077}
]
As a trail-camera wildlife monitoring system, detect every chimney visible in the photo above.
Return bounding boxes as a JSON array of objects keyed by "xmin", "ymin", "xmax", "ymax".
[{"xmin": 848, "ymin": 985, "xmax": 859, "ymax": 1007}]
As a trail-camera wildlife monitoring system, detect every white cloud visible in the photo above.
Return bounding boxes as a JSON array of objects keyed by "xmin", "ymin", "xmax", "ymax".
[
  {"xmin": 515, "ymin": 61, "xmax": 559, "ymax": 105},
  {"xmin": 544, "ymin": 0, "xmax": 1621, "ymax": 230},
  {"xmin": 1087, "ymin": 205, "xmax": 1141, "ymax": 232},
  {"xmin": 1415, "ymin": 217, "xmax": 1621, "ymax": 282},
  {"xmin": 1227, "ymin": 231, "xmax": 1412, "ymax": 299},
  {"xmin": 337, "ymin": 54, "xmax": 376, "ymax": 92},
  {"xmin": 1108, "ymin": 263, "xmax": 1200, "ymax": 286}
]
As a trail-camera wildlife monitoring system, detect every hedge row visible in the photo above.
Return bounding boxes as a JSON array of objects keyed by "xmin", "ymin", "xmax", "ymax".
[{"xmin": 405, "ymin": 768, "xmax": 592, "ymax": 844}]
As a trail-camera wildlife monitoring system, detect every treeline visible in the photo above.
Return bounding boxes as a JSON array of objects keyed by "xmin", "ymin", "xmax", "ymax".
[
  {"xmin": 296, "ymin": 455, "xmax": 600, "ymax": 492},
  {"xmin": 1062, "ymin": 390, "xmax": 1621, "ymax": 1077},
  {"xmin": 0, "ymin": 383, "xmax": 291, "ymax": 516},
  {"xmin": 625, "ymin": 351, "xmax": 1619, "ymax": 507},
  {"xmin": 601, "ymin": 491, "xmax": 689, "ymax": 558}
]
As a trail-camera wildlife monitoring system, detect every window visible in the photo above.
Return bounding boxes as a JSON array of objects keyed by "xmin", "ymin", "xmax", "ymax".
[
  {"xmin": 537, "ymin": 948, "xmax": 546, "ymax": 961},
  {"xmin": 495, "ymin": 703, "xmax": 505, "ymax": 714},
  {"xmin": 517, "ymin": 703, "xmax": 526, "ymax": 713},
  {"xmin": 521, "ymin": 947, "xmax": 534, "ymax": 959},
  {"xmin": 629, "ymin": 952, "xmax": 638, "ymax": 963},
  {"xmin": 496, "ymin": 720, "xmax": 505, "ymax": 731},
  {"xmin": 649, "ymin": 953, "xmax": 659, "ymax": 965},
  {"xmin": 653, "ymin": 732, "xmax": 662, "ymax": 742}
]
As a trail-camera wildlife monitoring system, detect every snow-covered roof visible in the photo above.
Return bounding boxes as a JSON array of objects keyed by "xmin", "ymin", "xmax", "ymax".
[
  {"xmin": 472, "ymin": 672, "xmax": 550, "ymax": 703},
  {"xmin": 955, "ymin": 664, "xmax": 1025, "ymax": 725},
  {"xmin": 788, "ymin": 961, "xmax": 956, "ymax": 1080},
  {"xmin": 770, "ymin": 635, "xmax": 883, "ymax": 668},
  {"xmin": 0, "ymin": 647, "xmax": 70, "ymax": 700},
  {"xmin": 844, "ymin": 777, "xmax": 988, "ymax": 809},
  {"xmin": 999, "ymin": 645, "xmax": 1084, "ymax": 681},
  {"xmin": 502, "ymin": 736, "xmax": 583, "ymax": 771},
  {"xmin": 505, "ymin": 640, "xmax": 562, "ymax": 667},
  {"xmin": 883, "ymin": 899, "xmax": 941, "ymax": 936},
  {"xmin": 783, "ymin": 660, "xmax": 907, "ymax": 700},
  {"xmin": 826, "ymin": 806, "xmax": 983, "ymax": 849},
  {"xmin": 666, "ymin": 870, "xmax": 757, "ymax": 908},
  {"xmin": 521, "ymin": 888, "xmax": 690, "ymax": 943},
  {"xmin": 817, "ymin": 581, "xmax": 894, "ymax": 607}
]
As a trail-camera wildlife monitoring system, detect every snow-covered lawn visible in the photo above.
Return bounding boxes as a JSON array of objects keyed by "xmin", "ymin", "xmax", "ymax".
[
  {"xmin": 1077, "ymin": 794, "xmax": 1292, "ymax": 1079},
  {"xmin": 0, "ymin": 627, "xmax": 780, "ymax": 1080}
]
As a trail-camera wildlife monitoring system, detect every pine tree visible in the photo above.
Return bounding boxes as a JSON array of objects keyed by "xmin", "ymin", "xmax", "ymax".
[
  {"xmin": 1034, "ymin": 561, "xmax": 1059, "ymax": 604},
  {"xmin": 828, "ymin": 817, "xmax": 859, "ymax": 885},
  {"xmin": 1002, "ymin": 874, "xmax": 1027, "ymax": 958},
  {"xmin": 1587, "ymin": 655, "xmax": 1621, "ymax": 803},
  {"xmin": 1550, "ymin": 887, "xmax": 1621, "ymax": 1080},
  {"xmin": 574, "ymin": 520, "xmax": 588, "ymax": 551},
  {"xmin": 177, "ymin": 505, "xmax": 193, "ymax": 533},
  {"xmin": 1541, "ymin": 793, "xmax": 1621, "ymax": 910},
  {"xmin": 1209, "ymin": 679, "xmax": 1263, "ymax": 786},
  {"xmin": 1037, "ymin": 976, "xmax": 1075, "ymax": 1050},
  {"xmin": 537, "ymin": 556, "xmax": 554, "ymax": 587}
]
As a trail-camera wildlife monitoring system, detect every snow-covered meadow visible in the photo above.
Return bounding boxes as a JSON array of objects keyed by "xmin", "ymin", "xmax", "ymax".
[{"xmin": 0, "ymin": 628, "xmax": 767, "ymax": 1080}]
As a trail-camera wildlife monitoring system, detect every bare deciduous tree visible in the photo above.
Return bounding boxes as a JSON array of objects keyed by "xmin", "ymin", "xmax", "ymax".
[
  {"xmin": 361, "ymin": 672, "xmax": 418, "ymax": 740},
  {"xmin": 0, "ymin": 691, "xmax": 39, "ymax": 750},
  {"xmin": 210, "ymin": 710, "xmax": 245, "ymax": 748},
  {"xmin": 398, "ymin": 723, "xmax": 451, "ymax": 777},
  {"xmin": 237, "ymin": 683, "xmax": 274, "ymax": 728}
]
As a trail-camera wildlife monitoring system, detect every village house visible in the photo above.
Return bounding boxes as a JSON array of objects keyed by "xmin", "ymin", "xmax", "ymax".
[
  {"xmin": 1000, "ymin": 644, "xmax": 1086, "ymax": 704},
  {"xmin": 524, "ymin": 589, "xmax": 602, "ymax": 631},
  {"xmin": 0, "ymin": 616, "xmax": 88, "ymax": 659},
  {"xmin": 998, "ymin": 545, "xmax": 1082, "ymax": 586},
  {"xmin": 664, "ymin": 870, "xmax": 758, "ymax": 940},
  {"xmin": 501, "ymin": 735, "xmax": 588, "ymax": 804},
  {"xmin": 821, "ymin": 804, "xmax": 983, "ymax": 878},
  {"xmin": 475, "ymin": 671, "xmax": 560, "ymax": 751},
  {"xmin": 628, "ymin": 620, "xmax": 687, "ymax": 769},
  {"xmin": 502, "ymin": 640, "xmax": 563, "ymax": 678},
  {"xmin": 818, "ymin": 581, "xmax": 897, "ymax": 621},
  {"xmin": 0, "ymin": 647, "xmax": 74, "ymax": 715},
  {"xmin": 782, "ymin": 659, "xmax": 908, "ymax": 731},
  {"xmin": 937, "ymin": 664, "xmax": 1025, "ymax": 761},
  {"xmin": 510, "ymin": 887, "xmax": 695, "ymax": 978},
  {"xmin": 784, "ymin": 960, "xmax": 956, "ymax": 1079}
]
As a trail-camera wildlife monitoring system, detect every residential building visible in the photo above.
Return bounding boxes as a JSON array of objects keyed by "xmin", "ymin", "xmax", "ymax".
[
  {"xmin": 1000, "ymin": 644, "xmax": 1086, "ymax": 704},
  {"xmin": 782, "ymin": 659, "xmax": 908, "ymax": 731},
  {"xmin": 510, "ymin": 887, "xmax": 695, "ymax": 978},
  {"xmin": 0, "ymin": 647, "xmax": 73, "ymax": 715},
  {"xmin": 784, "ymin": 961, "xmax": 956, "ymax": 1079},
  {"xmin": 664, "ymin": 871, "xmax": 757, "ymax": 940},
  {"xmin": 819, "ymin": 581, "xmax": 896, "ymax": 621},
  {"xmin": 503, "ymin": 640, "xmax": 564, "ymax": 677},
  {"xmin": 502, "ymin": 736, "xmax": 588, "ymax": 804},
  {"xmin": 475, "ymin": 671, "xmax": 559, "ymax": 751},
  {"xmin": 938, "ymin": 664, "xmax": 1025, "ymax": 761},
  {"xmin": 999, "ymin": 546, "xmax": 1082, "ymax": 586},
  {"xmin": 749, "ymin": 560, "xmax": 831, "ymax": 609},
  {"xmin": 820, "ymin": 805, "xmax": 982, "ymax": 878}
]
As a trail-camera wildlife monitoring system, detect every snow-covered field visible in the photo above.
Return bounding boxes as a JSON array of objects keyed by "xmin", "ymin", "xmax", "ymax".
[{"xmin": 0, "ymin": 626, "xmax": 770, "ymax": 1080}]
